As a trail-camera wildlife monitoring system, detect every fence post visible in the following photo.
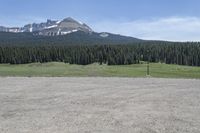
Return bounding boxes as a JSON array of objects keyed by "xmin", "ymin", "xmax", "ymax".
[{"xmin": 147, "ymin": 50, "xmax": 150, "ymax": 76}]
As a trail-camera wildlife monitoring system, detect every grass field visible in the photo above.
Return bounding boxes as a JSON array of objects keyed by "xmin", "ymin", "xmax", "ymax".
[{"xmin": 0, "ymin": 62, "xmax": 200, "ymax": 78}]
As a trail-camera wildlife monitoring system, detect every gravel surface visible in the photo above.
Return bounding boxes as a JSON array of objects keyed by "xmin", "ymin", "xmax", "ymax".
[{"xmin": 0, "ymin": 77, "xmax": 200, "ymax": 133}]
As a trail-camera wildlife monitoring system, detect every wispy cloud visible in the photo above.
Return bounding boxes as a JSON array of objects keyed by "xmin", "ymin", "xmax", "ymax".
[{"xmin": 92, "ymin": 16, "xmax": 200, "ymax": 42}]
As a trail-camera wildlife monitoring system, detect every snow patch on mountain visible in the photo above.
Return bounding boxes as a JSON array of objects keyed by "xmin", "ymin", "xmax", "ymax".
[
  {"xmin": 45, "ymin": 25, "xmax": 58, "ymax": 29},
  {"xmin": 30, "ymin": 28, "xmax": 33, "ymax": 32},
  {"xmin": 78, "ymin": 21, "xmax": 84, "ymax": 25},
  {"xmin": 100, "ymin": 32, "xmax": 109, "ymax": 37},
  {"xmin": 61, "ymin": 29, "xmax": 78, "ymax": 35},
  {"xmin": 56, "ymin": 21, "xmax": 61, "ymax": 24}
]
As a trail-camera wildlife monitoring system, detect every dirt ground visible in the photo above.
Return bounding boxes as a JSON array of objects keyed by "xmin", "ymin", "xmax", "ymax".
[{"xmin": 0, "ymin": 77, "xmax": 200, "ymax": 133}]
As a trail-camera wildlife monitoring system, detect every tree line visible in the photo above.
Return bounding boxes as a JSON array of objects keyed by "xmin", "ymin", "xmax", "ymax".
[{"xmin": 0, "ymin": 42, "xmax": 200, "ymax": 66}]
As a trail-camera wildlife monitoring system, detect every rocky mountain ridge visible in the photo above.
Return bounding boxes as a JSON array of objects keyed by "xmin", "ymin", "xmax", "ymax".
[{"xmin": 0, "ymin": 17, "xmax": 93, "ymax": 36}]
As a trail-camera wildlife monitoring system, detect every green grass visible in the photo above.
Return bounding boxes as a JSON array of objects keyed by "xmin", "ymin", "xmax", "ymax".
[{"xmin": 0, "ymin": 62, "xmax": 200, "ymax": 78}]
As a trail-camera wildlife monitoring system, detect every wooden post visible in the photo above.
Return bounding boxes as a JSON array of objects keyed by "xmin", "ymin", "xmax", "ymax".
[
  {"xmin": 147, "ymin": 60, "xmax": 150, "ymax": 76},
  {"xmin": 147, "ymin": 50, "xmax": 150, "ymax": 76}
]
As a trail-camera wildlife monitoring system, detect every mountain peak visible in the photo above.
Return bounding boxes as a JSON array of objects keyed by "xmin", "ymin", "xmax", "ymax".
[
  {"xmin": 63, "ymin": 17, "xmax": 76, "ymax": 22},
  {"xmin": 61, "ymin": 17, "xmax": 84, "ymax": 25}
]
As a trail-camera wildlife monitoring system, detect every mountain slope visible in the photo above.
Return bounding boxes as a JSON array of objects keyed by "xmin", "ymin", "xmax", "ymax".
[{"xmin": 0, "ymin": 31, "xmax": 143, "ymax": 46}]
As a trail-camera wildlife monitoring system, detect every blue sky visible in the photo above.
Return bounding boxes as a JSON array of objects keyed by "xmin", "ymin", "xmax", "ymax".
[{"xmin": 0, "ymin": 0, "xmax": 200, "ymax": 41}]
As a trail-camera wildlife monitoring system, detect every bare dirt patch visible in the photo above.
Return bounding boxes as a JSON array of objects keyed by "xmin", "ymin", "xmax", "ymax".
[{"xmin": 0, "ymin": 77, "xmax": 200, "ymax": 133}]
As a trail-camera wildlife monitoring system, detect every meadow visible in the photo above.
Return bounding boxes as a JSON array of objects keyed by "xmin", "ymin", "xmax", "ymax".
[{"xmin": 0, "ymin": 62, "xmax": 200, "ymax": 78}]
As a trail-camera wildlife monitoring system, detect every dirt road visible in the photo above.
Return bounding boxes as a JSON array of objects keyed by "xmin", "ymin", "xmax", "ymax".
[{"xmin": 0, "ymin": 77, "xmax": 200, "ymax": 133}]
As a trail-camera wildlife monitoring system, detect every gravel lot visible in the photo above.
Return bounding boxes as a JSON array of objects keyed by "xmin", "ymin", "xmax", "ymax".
[{"xmin": 0, "ymin": 77, "xmax": 200, "ymax": 133}]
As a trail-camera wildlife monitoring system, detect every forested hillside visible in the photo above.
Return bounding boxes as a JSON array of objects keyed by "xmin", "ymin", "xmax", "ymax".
[
  {"xmin": 0, "ymin": 42, "xmax": 200, "ymax": 66},
  {"xmin": 0, "ymin": 31, "xmax": 142, "ymax": 46}
]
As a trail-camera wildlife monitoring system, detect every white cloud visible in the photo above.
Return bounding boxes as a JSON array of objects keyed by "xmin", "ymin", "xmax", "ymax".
[{"xmin": 92, "ymin": 17, "xmax": 200, "ymax": 42}]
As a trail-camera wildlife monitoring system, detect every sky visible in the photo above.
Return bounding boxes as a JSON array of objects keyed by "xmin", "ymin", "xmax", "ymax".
[{"xmin": 0, "ymin": 0, "xmax": 200, "ymax": 41}]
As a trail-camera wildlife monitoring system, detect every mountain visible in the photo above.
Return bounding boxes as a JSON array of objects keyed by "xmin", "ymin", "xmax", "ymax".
[
  {"xmin": 0, "ymin": 17, "xmax": 143, "ymax": 46},
  {"xmin": 0, "ymin": 17, "xmax": 93, "ymax": 36}
]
